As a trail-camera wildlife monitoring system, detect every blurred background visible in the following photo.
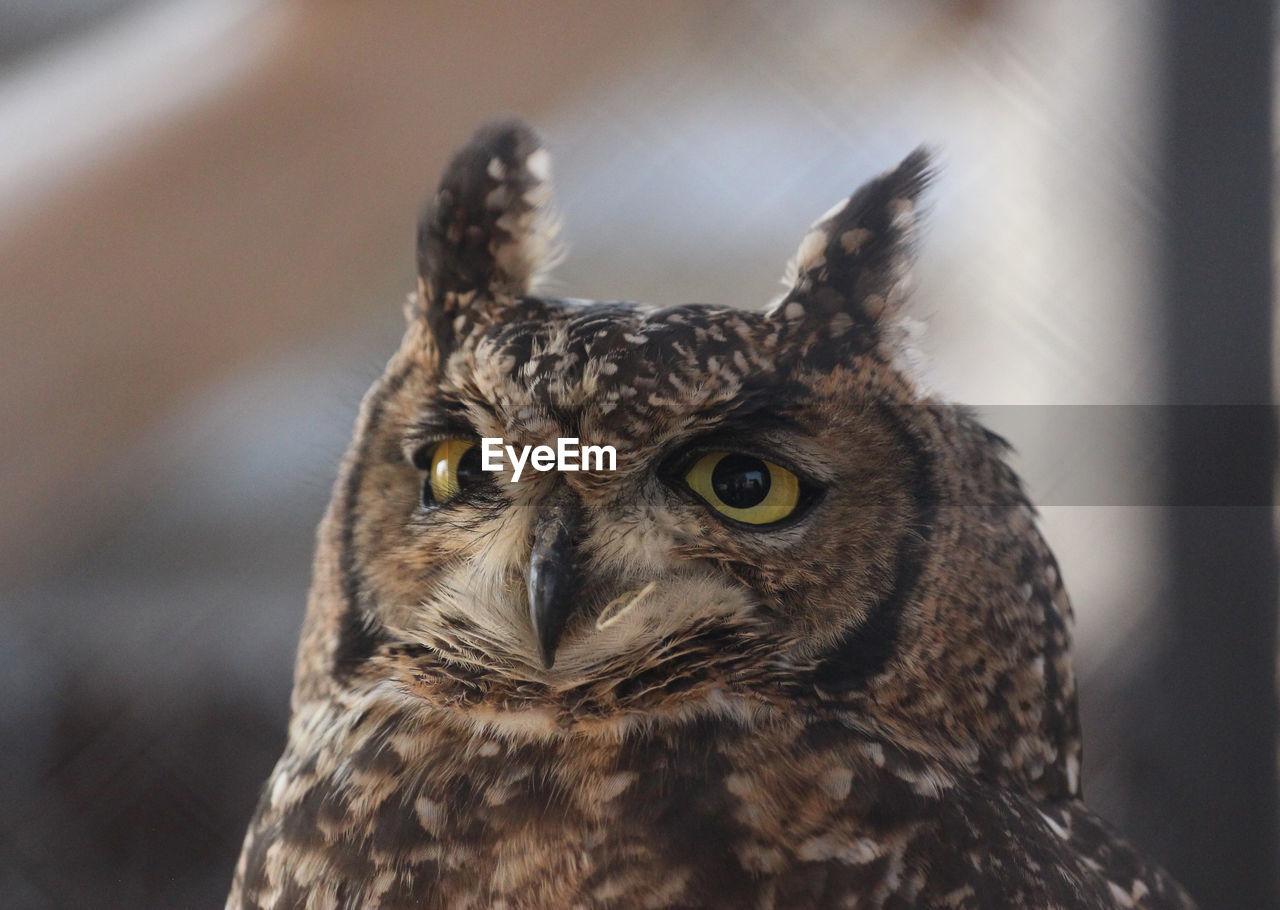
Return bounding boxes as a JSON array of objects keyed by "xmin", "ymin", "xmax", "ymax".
[{"xmin": 0, "ymin": 1, "xmax": 1274, "ymax": 908}]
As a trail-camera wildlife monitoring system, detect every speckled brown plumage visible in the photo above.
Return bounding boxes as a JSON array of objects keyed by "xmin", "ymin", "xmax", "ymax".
[{"xmin": 227, "ymin": 120, "xmax": 1196, "ymax": 910}]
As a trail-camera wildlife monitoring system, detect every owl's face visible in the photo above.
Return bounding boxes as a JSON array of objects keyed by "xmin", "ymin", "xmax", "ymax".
[
  {"xmin": 315, "ymin": 122, "xmax": 1076, "ymax": 793},
  {"xmin": 349, "ymin": 296, "xmax": 923, "ymax": 704}
]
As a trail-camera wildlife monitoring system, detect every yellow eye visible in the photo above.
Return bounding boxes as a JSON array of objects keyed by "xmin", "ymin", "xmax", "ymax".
[
  {"xmin": 422, "ymin": 439, "xmax": 483, "ymax": 506},
  {"xmin": 683, "ymin": 451, "xmax": 803, "ymax": 526}
]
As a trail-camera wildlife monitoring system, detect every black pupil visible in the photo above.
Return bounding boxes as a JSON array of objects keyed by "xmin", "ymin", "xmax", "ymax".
[
  {"xmin": 711, "ymin": 454, "xmax": 770, "ymax": 509},
  {"xmin": 455, "ymin": 444, "xmax": 484, "ymax": 488}
]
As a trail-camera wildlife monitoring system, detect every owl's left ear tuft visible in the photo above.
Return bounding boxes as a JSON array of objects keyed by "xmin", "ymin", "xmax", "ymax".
[
  {"xmin": 770, "ymin": 147, "xmax": 933, "ymax": 350},
  {"xmin": 414, "ymin": 119, "xmax": 562, "ymax": 351}
]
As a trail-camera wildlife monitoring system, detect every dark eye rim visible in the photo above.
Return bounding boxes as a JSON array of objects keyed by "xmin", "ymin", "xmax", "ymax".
[{"xmin": 657, "ymin": 444, "xmax": 824, "ymax": 531}]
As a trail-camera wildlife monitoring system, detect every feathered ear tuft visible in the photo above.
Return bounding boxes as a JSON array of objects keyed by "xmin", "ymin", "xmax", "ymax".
[
  {"xmin": 769, "ymin": 147, "xmax": 933, "ymax": 354},
  {"xmin": 414, "ymin": 119, "xmax": 561, "ymax": 351}
]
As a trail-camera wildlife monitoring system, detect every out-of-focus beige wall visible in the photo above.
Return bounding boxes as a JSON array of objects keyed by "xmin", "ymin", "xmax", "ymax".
[{"xmin": 0, "ymin": 0, "xmax": 715, "ymax": 584}]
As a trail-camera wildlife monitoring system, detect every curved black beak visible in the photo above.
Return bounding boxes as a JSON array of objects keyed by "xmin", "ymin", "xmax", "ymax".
[{"xmin": 527, "ymin": 489, "xmax": 581, "ymax": 669}]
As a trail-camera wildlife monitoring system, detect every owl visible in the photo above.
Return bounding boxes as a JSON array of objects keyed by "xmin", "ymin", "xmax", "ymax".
[{"xmin": 227, "ymin": 120, "xmax": 1196, "ymax": 910}]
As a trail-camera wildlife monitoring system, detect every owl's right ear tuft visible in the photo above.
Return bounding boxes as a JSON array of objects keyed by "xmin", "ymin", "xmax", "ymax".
[
  {"xmin": 769, "ymin": 147, "xmax": 933, "ymax": 355},
  {"xmin": 413, "ymin": 119, "xmax": 561, "ymax": 353}
]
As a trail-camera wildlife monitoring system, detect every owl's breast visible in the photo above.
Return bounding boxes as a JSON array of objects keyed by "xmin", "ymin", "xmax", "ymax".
[
  {"xmin": 231, "ymin": 701, "xmax": 845, "ymax": 908},
  {"xmin": 230, "ymin": 699, "xmax": 1188, "ymax": 910}
]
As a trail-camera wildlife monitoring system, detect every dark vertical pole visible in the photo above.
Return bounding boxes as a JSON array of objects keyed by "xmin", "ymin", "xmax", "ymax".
[{"xmin": 1150, "ymin": 2, "xmax": 1277, "ymax": 908}]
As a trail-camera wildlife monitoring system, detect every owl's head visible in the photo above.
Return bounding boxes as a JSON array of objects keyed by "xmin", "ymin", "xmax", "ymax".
[{"xmin": 299, "ymin": 121, "xmax": 1079, "ymax": 800}]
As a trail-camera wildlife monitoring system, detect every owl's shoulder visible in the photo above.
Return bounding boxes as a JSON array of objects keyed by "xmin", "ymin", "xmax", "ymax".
[{"xmin": 786, "ymin": 742, "xmax": 1198, "ymax": 910}]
